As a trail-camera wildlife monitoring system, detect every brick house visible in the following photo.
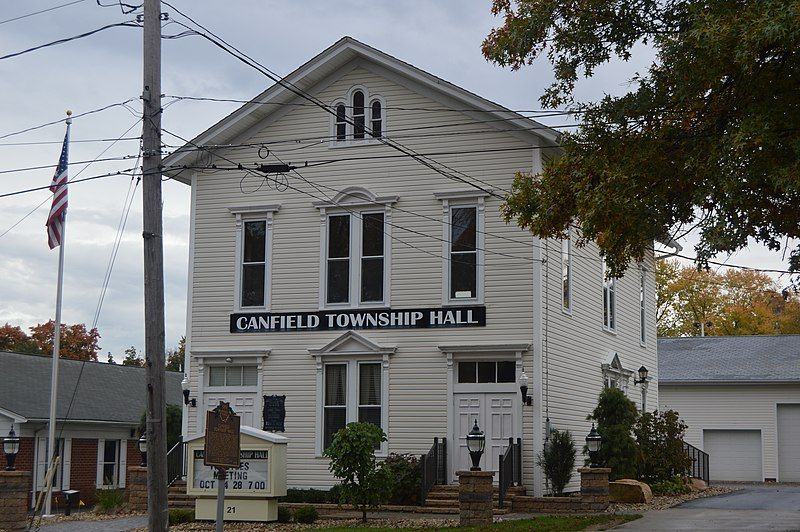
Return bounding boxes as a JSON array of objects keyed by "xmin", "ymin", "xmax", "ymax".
[{"xmin": 0, "ymin": 351, "xmax": 183, "ymax": 507}]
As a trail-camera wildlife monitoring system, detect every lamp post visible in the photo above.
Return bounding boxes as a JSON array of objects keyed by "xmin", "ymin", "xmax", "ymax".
[
  {"xmin": 466, "ymin": 420, "xmax": 486, "ymax": 471},
  {"xmin": 519, "ymin": 370, "xmax": 532, "ymax": 406},
  {"xmin": 181, "ymin": 375, "xmax": 196, "ymax": 407},
  {"xmin": 3, "ymin": 427, "xmax": 20, "ymax": 471},
  {"xmin": 138, "ymin": 433, "xmax": 147, "ymax": 467},
  {"xmin": 634, "ymin": 365, "xmax": 649, "ymax": 412},
  {"xmin": 585, "ymin": 424, "xmax": 602, "ymax": 468}
]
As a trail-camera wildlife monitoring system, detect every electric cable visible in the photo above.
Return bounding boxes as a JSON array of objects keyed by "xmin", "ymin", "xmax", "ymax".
[
  {"xmin": 0, "ymin": 0, "xmax": 89, "ymax": 25},
  {"xmin": 0, "ymin": 22, "xmax": 140, "ymax": 62}
]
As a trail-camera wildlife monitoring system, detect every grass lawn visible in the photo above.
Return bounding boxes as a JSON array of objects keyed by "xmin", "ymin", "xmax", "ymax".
[{"xmin": 318, "ymin": 514, "xmax": 642, "ymax": 531}]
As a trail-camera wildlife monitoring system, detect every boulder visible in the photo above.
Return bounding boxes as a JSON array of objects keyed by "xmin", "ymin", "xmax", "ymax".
[
  {"xmin": 609, "ymin": 479, "xmax": 653, "ymax": 503},
  {"xmin": 688, "ymin": 477, "xmax": 708, "ymax": 491}
]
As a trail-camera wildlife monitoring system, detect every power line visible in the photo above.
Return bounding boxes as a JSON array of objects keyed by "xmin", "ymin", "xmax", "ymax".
[
  {"xmin": 0, "ymin": 154, "xmax": 141, "ymax": 175},
  {"xmin": 0, "ymin": 169, "xmax": 136, "ymax": 198},
  {"xmin": 0, "ymin": 22, "xmax": 140, "ymax": 62},
  {"xmin": 0, "ymin": 136, "xmax": 140, "ymax": 147},
  {"xmin": 0, "ymin": 0, "xmax": 89, "ymax": 25}
]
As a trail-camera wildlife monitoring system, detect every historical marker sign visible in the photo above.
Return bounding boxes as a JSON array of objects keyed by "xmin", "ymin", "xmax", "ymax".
[
  {"xmin": 263, "ymin": 395, "xmax": 286, "ymax": 432},
  {"xmin": 204, "ymin": 401, "xmax": 241, "ymax": 469}
]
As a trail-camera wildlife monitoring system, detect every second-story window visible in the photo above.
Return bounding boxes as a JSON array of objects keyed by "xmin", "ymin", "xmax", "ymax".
[
  {"xmin": 450, "ymin": 207, "xmax": 477, "ymax": 300},
  {"xmin": 640, "ymin": 267, "xmax": 646, "ymax": 344},
  {"xmin": 562, "ymin": 236, "xmax": 572, "ymax": 312},
  {"xmin": 326, "ymin": 212, "xmax": 386, "ymax": 306},
  {"xmin": 241, "ymin": 220, "xmax": 267, "ymax": 307},
  {"xmin": 602, "ymin": 259, "xmax": 616, "ymax": 331}
]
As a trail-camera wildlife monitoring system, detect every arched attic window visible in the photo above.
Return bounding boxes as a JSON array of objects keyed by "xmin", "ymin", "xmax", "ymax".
[
  {"xmin": 335, "ymin": 104, "xmax": 346, "ymax": 141},
  {"xmin": 370, "ymin": 100, "xmax": 382, "ymax": 138},
  {"xmin": 352, "ymin": 90, "xmax": 365, "ymax": 139}
]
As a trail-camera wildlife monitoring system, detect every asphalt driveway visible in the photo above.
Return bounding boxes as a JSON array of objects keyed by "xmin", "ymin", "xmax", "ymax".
[{"xmin": 618, "ymin": 484, "xmax": 800, "ymax": 531}]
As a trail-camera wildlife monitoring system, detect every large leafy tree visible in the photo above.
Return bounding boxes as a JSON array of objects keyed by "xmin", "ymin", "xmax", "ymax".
[
  {"xmin": 28, "ymin": 320, "xmax": 101, "ymax": 361},
  {"xmin": 657, "ymin": 259, "xmax": 800, "ymax": 336},
  {"xmin": 483, "ymin": 0, "xmax": 800, "ymax": 277},
  {"xmin": 0, "ymin": 323, "xmax": 39, "ymax": 353}
]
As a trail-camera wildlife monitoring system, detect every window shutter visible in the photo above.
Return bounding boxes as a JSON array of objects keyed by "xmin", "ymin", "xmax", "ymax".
[
  {"xmin": 118, "ymin": 440, "xmax": 127, "ymax": 488},
  {"xmin": 62, "ymin": 439, "xmax": 72, "ymax": 490},
  {"xmin": 96, "ymin": 439, "xmax": 105, "ymax": 489}
]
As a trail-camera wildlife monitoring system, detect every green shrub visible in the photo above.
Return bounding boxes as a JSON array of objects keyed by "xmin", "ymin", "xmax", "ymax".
[
  {"xmin": 537, "ymin": 429, "xmax": 576, "ymax": 496},
  {"xmin": 281, "ymin": 488, "xmax": 330, "ymax": 504},
  {"xmin": 293, "ymin": 505, "xmax": 319, "ymax": 524},
  {"xmin": 587, "ymin": 387, "xmax": 639, "ymax": 480},
  {"xmin": 383, "ymin": 453, "xmax": 421, "ymax": 505},
  {"xmin": 168, "ymin": 508, "xmax": 195, "ymax": 525},
  {"xmin": 651, "ymin": 477, "xmax": 692, "ymax": 496},
  {"xmin": 277, "ymin": 505, "xmax": 292, "ymax": 523},
  {"xmin": 634, "ymin": 410, "xmax": 694, "ymax": 484},
  {"xmin": 323, "ymin": 422, "xmax": 391, "ymax": 522},
  {"xmin": 327, "ymin": 484, "xmax": 343, "ymax": 504},
  {"xmin": 95, "ymin": 489, "xmax": 125, "ymax": 512}
]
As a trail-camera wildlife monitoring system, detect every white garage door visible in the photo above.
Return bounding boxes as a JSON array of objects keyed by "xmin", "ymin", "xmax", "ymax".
[
  {"xmin": 704, "ymin": 429, "xmax": 762, "ymax": 481},
  {"xmin": 778, "ymin": 405, "xmax": 800, "ymax": 482}
]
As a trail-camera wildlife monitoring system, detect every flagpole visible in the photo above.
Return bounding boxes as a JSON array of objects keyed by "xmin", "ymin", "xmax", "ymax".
[{"xmin": 44, "ymin": 111, "xmax": 71, "ymax": 516}]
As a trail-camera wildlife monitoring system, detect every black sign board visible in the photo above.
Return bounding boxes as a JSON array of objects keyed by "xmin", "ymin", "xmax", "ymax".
[
  {"xmin": 231, "ymin": 305, "xmax": 486, "ymax": 334},
  {"xmin": 263, "ymin": 395, "xmax": 286, "ymax": 432}
]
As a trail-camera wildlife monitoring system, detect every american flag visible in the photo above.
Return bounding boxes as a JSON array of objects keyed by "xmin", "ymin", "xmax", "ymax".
[{"xmin": 46, "ymin": 128, "xmax": 69, "ymax": 249}]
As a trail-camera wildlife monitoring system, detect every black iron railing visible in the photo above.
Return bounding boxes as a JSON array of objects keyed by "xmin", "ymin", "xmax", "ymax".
[
  {"xmin": 498, "ymin": 437, "xmax": 522, "ymax": 508},
  {"xmin": 166, "ymin": 439, "xmax": 188, "ymax": 486},
  {"xmin": 683, "ymin": 441, "xmax": 710, "ymax": 484},
  {"xmin": 419, "ymin": 437, "xmax": 447, "ymax": 503}
]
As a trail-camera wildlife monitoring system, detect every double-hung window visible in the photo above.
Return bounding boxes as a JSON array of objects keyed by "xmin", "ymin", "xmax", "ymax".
[
  {"xmin": 562, "ymin": 236, "xmax": 572, "ymax": 313},
  {"xmin": 639, "ymin": 267, "xmax": 646, "ymax": 345},
  {"xmin": 325, "ymin": 212, "xmax": 386, "ymax": 307},
  {"xmin": 602, "ymin": 259, "xmax": 616, "ymax": 331},
  {"xmin": 231, "ymin": 206, "xmax": 279, "ymax": 311},
  {"xmin": 101, "ymin": 440, "xmax": 120, "ymax": 487},
  {"xmin": 436, "ymin": 192, "xmax": 487, "ymax": 304},
  {"xmin": 322, "ymin": 361, "xmax": 384, "ymax": 450}
]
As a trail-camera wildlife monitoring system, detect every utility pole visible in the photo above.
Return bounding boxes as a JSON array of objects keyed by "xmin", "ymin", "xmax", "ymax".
[{"xmin": 142, "ymin": 0, "xmax": 168, "ymax": 529}]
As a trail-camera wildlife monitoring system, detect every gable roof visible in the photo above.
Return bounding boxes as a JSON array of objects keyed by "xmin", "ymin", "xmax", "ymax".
[
  {"xmin": 658, "ymin": 335, "xmax": 800, "ymax": 384},
  {"xmin": 0, "ymin": 351, "xmax": 183, "ymax": 424},
  {"xmin": 162, "ymin": 36, "xmax": 561, "ymax": 184}
]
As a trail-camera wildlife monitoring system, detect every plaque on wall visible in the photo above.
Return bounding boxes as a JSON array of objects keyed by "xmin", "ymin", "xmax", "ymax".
[
  {"xmin": 263, "ymin": 395, "xmax": 286, "ymax": 432},
  {"xmin": 204, "ymin": 401, "xmax": 241, "ymax": 469}
]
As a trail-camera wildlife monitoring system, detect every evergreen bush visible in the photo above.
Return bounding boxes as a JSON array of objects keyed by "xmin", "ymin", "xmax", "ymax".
[
  {"xmin": 276, "ymin": 505, "xmax": 292, "ymax": 523},
  {"xmin": 586, "ymin": 387, "xmax": 639, "ymax": 480},
  {"xmin": 168, "ymin": 508, "xmax": 195, "ymax": 525},
  {"xmin": 537, "ymin": 429, "xmax": 576, "ymax": 496},
  {"xmin": 293, "ymin": 505, "xmax": 319, "ymax": 524}
]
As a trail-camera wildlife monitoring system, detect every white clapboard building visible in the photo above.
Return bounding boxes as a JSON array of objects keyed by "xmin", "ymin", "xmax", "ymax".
[{"xmin": 165, "ymin": 37, "xmax": 662, "ymax": 495}]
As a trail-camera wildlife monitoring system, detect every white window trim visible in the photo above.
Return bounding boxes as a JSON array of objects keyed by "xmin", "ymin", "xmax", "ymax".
[
  {"xmin": 639, "ymin": 265, "xmax": 647, "ymax": 346},
  {"xmin": 602, "ymin": 352, "xmax": 633, "ymax": 393},
  {"xmin": 562, "ymin": 234, "xmax": 572, "ymax": 315},
  {"xmin": 328, "ymin": 85, "xmax": 386, "ymax": 148},
  {"xmin": 435, "ymin": 191, "xmax": 488, "ymax": 306},
  {"xmin": 230, "ymin": 205, "xmax": 280, "ymax": 312},
  {"xmin": 315, "ymin": 187, "xmax": 396, "ymax": 310},
  {"xmin": 97, "ymin": 438, "xmax": 121, "ymax": 489},
  {"xmin": 601, "ymin": 259, "xmax": 617, "ymax": 333},
  {"xmin": 310, "ymin": 331, "xmax": 395, "ymax": 458}
]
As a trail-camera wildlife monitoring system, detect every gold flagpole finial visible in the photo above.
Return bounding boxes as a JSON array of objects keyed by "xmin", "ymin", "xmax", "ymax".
[{"xmin": 66, "ymin": 110, "xmax": 72, "ymax": 125}]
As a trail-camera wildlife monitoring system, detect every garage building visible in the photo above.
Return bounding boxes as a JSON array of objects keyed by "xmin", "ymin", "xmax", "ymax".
[{"xmin": 659, "ymin": 335, "xmax": 800, "ymax": 482}]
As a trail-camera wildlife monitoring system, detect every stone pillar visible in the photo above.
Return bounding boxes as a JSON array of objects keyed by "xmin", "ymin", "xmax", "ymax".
[
  {"xmin": 578, "ymin": 467, "xmax": 611, "ymax": 511},
  {"xmin": 0, "ymin": 470, "xmax": 32, "ymax": 531},
  {"xmin": 127, "ymin": 466, "xmax": 148, "ymax": 512},
  {"xmin": 457, "ymin": 470, "xmax": 494, "ymax": 526}
]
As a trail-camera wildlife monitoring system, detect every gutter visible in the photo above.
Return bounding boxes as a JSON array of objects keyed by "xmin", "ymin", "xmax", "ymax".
[{"xmin": 659, "ymin": 380, "xmax": 800, "ymax": 386}]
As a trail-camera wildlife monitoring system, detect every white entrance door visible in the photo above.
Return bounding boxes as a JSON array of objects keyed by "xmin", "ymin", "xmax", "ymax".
[
  {"xmin": 203, "ymin": 393, "xmax": 258, "ymax": 428},
  {"xmin": 453, "ymin": 393, "xmax": 517, "ymax": 478}
]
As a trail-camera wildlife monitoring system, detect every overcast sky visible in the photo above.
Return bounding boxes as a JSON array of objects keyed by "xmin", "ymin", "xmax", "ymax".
[{"xmin": 0, "ymin": 0, "xmax": 794, "ymax": 358}]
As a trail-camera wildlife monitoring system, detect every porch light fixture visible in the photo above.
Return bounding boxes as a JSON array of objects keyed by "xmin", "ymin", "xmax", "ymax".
[
  {"xmin": 138, "ymin": 433, "xmax": 147, "ymax": 467},
  {"xmin": 3, "ymin": 427, "xmax": 20, "ymax": 471},
  {"xmin": 634, "ymin": 366, "xmax": 649, "ymax": 384},
  {"xmin": 181, "ymin": 375, "xmax": 196, "ymax": 407},
  {"xmin": 585, "ymin": 423, "xmax": 602, "ymax": 468},
  {"xmin": 519, "ymin": 370, "xmax": 532, "ymax": 406},
  {"xmin": 466, "ymin": 420, "xmax": 486, "ymax": 471},
  {"xmin": 634, "ymin": 366, "xmax": 650, "ymax": 412}
]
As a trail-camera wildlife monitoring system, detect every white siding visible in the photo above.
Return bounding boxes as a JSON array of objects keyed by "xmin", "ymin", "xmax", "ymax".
[{"xmin": 660, "ymin": 383, "xmax": 800, "ymax": 481}]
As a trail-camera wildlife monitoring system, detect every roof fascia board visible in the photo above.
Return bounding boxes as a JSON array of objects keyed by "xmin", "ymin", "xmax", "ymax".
[
  {"xmin": 660, "ymin": 380, "xmax": 800, "ymax": 385},
  {"xmin": 0, "ymin": 406, "xmax": 27, "ymax": 423},
  {"xmin": 357, "ymin": 58, "xmax": 555, "ymax": 147}
]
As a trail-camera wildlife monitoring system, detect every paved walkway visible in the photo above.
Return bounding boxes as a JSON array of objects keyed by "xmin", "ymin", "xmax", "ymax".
[
  {"xmin": 38, "ymin": 515, "xmax": 147, "ymax": 531},
  {"xmin": 617, "ymin": 484, "xmax": 800, "ymax": 531}
]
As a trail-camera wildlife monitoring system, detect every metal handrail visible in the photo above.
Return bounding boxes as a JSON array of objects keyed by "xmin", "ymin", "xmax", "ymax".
[
  {"xmin": 419, "ymin": 437, "xmax": 447, "ymax": 503},
  {"xmin": 166, "ymin": 439, "xmax": 187, "ymax": 486},
  {"xmin": 683, "ymin": 441, "xmax": 710, "ymax": 484},
  {"xmin": 498, "ymin": 437, "xmax": 518, "ymax": 508}
]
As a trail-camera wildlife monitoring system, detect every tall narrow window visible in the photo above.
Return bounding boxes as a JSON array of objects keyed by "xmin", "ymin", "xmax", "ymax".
[
  {"xmin": 450, "ymin": 207, "xmax": 477, "ymax": 299},
  {"xmin": 335, "ymin": 104, "xmax": 346, "ymax": 140},
  {"xmin": 361, "ymin": 213, "xmax": 384, "ymax": 302},
  {"xmin": 562, "ymin": 237, "xmax": 572, "ymax": 312},
  {"xmin": 241, "ymin": 220, "xmax": 266, "ymax": 307},
  {"xmin": 640, "ymin": 268, "xmax": 646, "ymax": 344},
  {"xmin": 602, "ymin": 260, "xmax": 616, "ymax": 331},
  {"xmin": 102, "ymin": 440, "xmax": 119, "ymax": 487},
  {"xmin": 324, "ymin": 364, "xmax": 347, "ymax": 449},
  {"xmin": 327, "ymin": 215, "xmax": 350, "ymax": 304},
  {"xmin": 358, "ymin": 363, "xmax": 382, "ymax": 428},
  {"xmin": 370, "ymin": 100, "xmax": 382, "ymax": 138},
  {"xmin": 352, "ymin": 90, "xmax": 365, "ymax": 139}
]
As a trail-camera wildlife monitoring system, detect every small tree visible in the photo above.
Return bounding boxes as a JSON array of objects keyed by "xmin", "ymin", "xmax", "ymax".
[
  {"xmin": 634, "ymin": 409, "xmax": 693, "ymax": 484},
  {"xmin": 323, "ymin": 422, "xmax": 391, "ymax": 522},
  {"xmin": 587, "ymin": 387, "xmax": 639, "ymax": 480},
  {"xmin": 122, "ymin": 346, "xmax": 144, "ymax": 367},
  {"xmin": 537, "ymin": 429, "xmax": 576, "ymax": 496}
]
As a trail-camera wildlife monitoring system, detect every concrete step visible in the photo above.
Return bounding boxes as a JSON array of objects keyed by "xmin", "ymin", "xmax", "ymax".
[{"xmin": 423, "ymin": 498, "xmax": 459, "ymax": 507}]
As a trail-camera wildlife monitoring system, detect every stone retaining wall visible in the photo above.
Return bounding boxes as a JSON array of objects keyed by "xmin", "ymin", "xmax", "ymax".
[
  {"xmin": 127, "ymin": 467, "xmax": 148, "ymax": 512},
  {"xmin": 512, "ymin": 467, "xmax": 611, "ymax": 514},
  {"xmin": 0, "ymin": 470, "xmax": 31, "ymax": 532}
]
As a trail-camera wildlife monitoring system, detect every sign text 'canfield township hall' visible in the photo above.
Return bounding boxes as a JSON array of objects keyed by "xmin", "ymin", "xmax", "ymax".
[{"xmin": 230, "ymin": 306, "xmax": 486, "ymax": 333}]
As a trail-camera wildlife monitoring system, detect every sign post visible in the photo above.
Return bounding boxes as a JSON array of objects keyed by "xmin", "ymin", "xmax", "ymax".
[{"xmin": 204, "ymin": 401, "xmax": 241, "ymax": 532}]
